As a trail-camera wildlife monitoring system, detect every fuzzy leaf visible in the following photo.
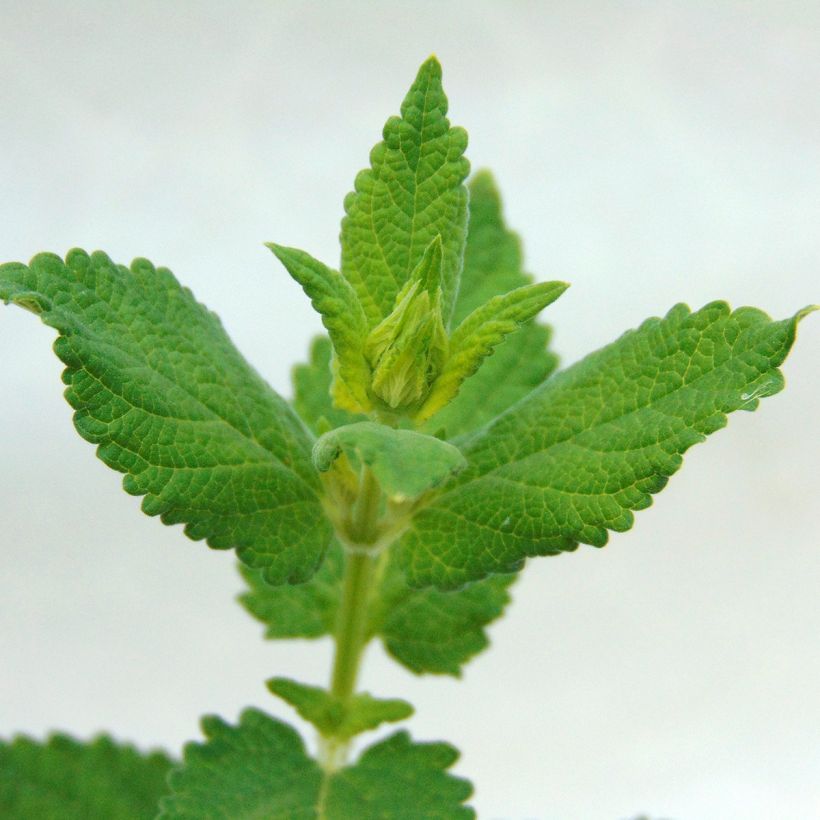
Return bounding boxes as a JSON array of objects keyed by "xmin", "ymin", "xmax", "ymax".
[
  {"xmin": 313, "ymin": 422, "xmax": 466, "ymax": 501},
  {"xmin": 0, "ymin": 733, "xmax": 174, "ymax": 819},
  {"xmin": 340, "ymin": 56, "xmax": 469, "ymax": 326},
  {"xmin": 267, "ymin": 678, "xmax": 413, "ymax": 740},
  {"xmin": 159, "ymin": 709, "xmax": 474, "ymax": 819},
  {"xmin": 239, "ymin": 541, "xmax": 513, "ymax": 676},
  {"xmin": 401, "ymin": 303, "xmax": 814, "ymax": 588},
  {"xmin": 269, "ymin": 244, "xmax": 372, "ymax": 411},
  {"xmin": 0, "ymin": 250, "xmax": 331, "ymax": 584}
]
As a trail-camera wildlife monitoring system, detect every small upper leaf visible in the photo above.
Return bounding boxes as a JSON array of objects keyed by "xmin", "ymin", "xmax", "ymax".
[
  {"xmin": 159, "ymin": 708, "xmax": 474, "ymax": 819},
  {"xmin": 401, "ymin": 302, "xmax": 813, "ymax": 588},
  {"xmin": 340, "ymin": 56, "xmax": 470, "ymax": 326},
  {"xmin": 0, "ymin": 733, "xmax": 173, "ymax": 819},
  {"xmin": 0, "ymin": 250, "xmax": 331, "ymax": 584}
]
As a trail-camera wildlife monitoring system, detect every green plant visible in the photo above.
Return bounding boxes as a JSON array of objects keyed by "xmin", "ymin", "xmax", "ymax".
[{"xmin": 0, "ymin": 56, "xmax": 813, "ymax": 818}]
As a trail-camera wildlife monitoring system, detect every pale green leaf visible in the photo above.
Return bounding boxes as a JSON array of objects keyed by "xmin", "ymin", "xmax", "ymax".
[
  {"xmin": 313, "ymin": 422, "xmax": 466, "ymax": 501},
  {"xmin": 159, "ymin": 709, "xmax": 474, "ymax": 819},
  {"xmin": 239, "ymin": 541, "xmax": 513, "ymax": 676},
  {"xmin": 267, "ymin": 678, "xmax": 413, "ymax": 740},
  {"xmin": 0, "ymin": 733, "xmax": 173, "ymax": 819},
  {"xmin": 0, "ymin": 250, "xmax": 331, "ymax": 584},
  {"xmin": 340, "ymin": 56, "xmax": 469, "ymax": 326},
  {"xmin": 401, "ymin": 302, "xmax": 813, "ymax": 589},
  {"xmin": 269, "ymin": 244, "xmax": 372, "ymax": 411}
]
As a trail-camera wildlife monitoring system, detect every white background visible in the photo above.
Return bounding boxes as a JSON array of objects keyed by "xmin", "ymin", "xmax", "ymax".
[{"xmin": 1, "ymin": 2, "xmax": 818, "ymax": 818}]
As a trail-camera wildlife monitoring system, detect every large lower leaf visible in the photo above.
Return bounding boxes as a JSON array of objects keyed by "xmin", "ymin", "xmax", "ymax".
[
  {"xmin": 0, "ymin": 250, "xmax": 331, "ymax": 584},
  {"xmin": 0, "ymin": 733, "xmax": 173, "ymax": 819},
  {"xmin": 158, "ymin": 709, "xmax": 473, "ymax": 819},
  {"xmin": 401, "ymin": 302, "xmax": 812, "ymax": 589},
  {"xmin": 239, "ymin": 541, "xmax": 513, "ymax": 676}
]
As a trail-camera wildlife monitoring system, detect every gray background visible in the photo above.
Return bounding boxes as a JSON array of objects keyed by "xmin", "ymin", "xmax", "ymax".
[{"xmin": 1, "ymin": 2, "xmax": 818, "ymax": 818}]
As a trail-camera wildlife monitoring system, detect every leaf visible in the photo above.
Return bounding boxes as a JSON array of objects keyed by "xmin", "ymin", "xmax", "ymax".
[
  {"xmin": 0, "ymin": 733, "xmax": 174, "ymax": 819},
  {"xmin": 418, "ymin": 280, "xmax": 568, "ymax": 422},
  {"xmin": 313, "ymin": 422, "xmax": 466, "ymax": 501},
  {"xmin": 340, "ymin": 56, "xmax": 470, "ymax": 326},
  {"xmin": 239, "ymin": 541, "xmax": 513, "ymax": 676},
  {"xmin": 269, "ymin": 244, "xmax": 372, "ymax": 412},
  {"xmin": 267, "ymin": 678, "xmax": 413, "ymax": 740},
  {"xmin": 400, "ymin": 303, "xmax": 814, "ymax": 589},
  {"xmin": 425, "ymin": 170, "xmax": 560, "ymax": 436},
  {"xmin": 0, "ymin": 250, "xmax": 331, "ymax": 584},
  {"xmin": 158, "ymin": 708, "xmax": 474, "ymax": 819}
]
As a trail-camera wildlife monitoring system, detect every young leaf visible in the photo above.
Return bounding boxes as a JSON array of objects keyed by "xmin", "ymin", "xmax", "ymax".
[
  {"xmin": 267, "ymin": 677, "xmax": 413, "ymax": 740},
  {"xmin": 426, "ymin": 170, "xmax": 560, "ymax": 436},
  {"xmin": 401, "ymin": 302, "xmax": 814, "ymax": 589},
  {"xmin": 0, "ymin": 250, "xmax": 331, "ymax": 584},
  {"xmin": 0, "ymin": 733, "xmax": 174, "ymax": 819},
  {"xmin": 313, "ymin": 422, "xmax": 466, "ymax": 501},
  {"xmin": 268, "ymin": 244, "xmax": 372, "ymax": 412},
  {"xmin": 239, "ymin": 541, "xmax": 514, "ymax": 676},
  {"xmin": 417, "ymin": 280, "xmax": 568, "ymax": 422},
  {"xmin": 158, "ymin": 709, "xmax": 474, "ymax": 819},
  {"xmin": 340, "ymin": 56, "xmax": 470, "ymax": 326}
]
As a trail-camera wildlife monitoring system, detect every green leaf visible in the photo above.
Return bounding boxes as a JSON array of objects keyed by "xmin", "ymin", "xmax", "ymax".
[
  {"xmin": 313, "ymin": 422, "xmax": 466, "ymax": 502},
  {"xmin": 418, "ymin": 280, "xmax": 568, "ymax": 422},
  {"xmin": 267, "ymin": 678, "xmax": 413, "ymax": 740},
  {"xmin": 0, "ymin": 733, "xmax": 174, "ymax": 819},
  {"xmin": 159, "ymin": 709, "xmax": 474, "ymax": 819},
  {"xmin": 239, "ymin": 541, "xmax": 513, "ymax": 676},
  {"xmin": 340, "ymin": 56, "xmax": 470, "ymax": 326},
  {"xmin": 426, "ymin": 170, "xmax": 560, "ymax": 436},
  {"xmin": 401, "ymin": 302, "xmax": 814, "ymax": 589},
  {"xmin": 269, "ymin": 244, "xmax": 372, "ymax": 412},
  {"xmin": 0, "ymin": 250, "xmax": 331, "ymax": 584}
]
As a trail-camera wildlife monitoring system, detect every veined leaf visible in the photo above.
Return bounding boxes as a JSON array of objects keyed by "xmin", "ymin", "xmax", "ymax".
[
  {"xmin": 269, "ymin": 244, "xmax": 372, "ymax": 412},
  {"xmin": 401, "ymin": 302, "xmax": 814, "ymax": 589},
  {"xmin": 418, "ymin": 280, "xmax": 568, "ymax": 422},
  {"xmin": 267, "ymin": 678, "xmax": 413, "ymax": 740},
  {"xmin": 158, "ymin": 709, "xmax": 474, "ymax": 819},
  {"xmin": 426, "ymin": 170, "xmax": 560, "ymax": 436},
  {"xmin": 0, "ymin": 250, "xmax": 331, "ymax": 584},
  {"xmin": 340, "ymin": 56, "xmax": 470, "ymax": 326},
  {"xmin": 0, "ymin": 733, "xmax": 173, "ymax": 819},
  {"xmin": 239, "ymin": 541, "xmax": 513, "ymax": 676}
]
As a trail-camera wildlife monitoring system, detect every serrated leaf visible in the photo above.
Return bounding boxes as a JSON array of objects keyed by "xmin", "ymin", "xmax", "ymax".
[
  {"xmin": 0, "ymin": 249, "xmax": 331, "ymax": 584},
  {"xmin": 425, "ymin": 170, "xmax": 560, "ymax": 436},
  {"xmin": 313, "ymin": 422, "xmax": 466, "ymax": 501},
  {"xmin": 267, "ymin": 678, "xmax": 413, "ymax": 740},
  {"xmin": 400, "ymin": 302, "xmax": 813, "ymax": 588},
  {"xmin": 418, "ymin": 280, "xmax": 568, "ymax": 422},
  {"xmin": 0, "ymin": 733, "xmax": 174, "ymax": 819},
  {"xmin": 239, "ymin": 541, "xmax": 513, "ymax": 676},
  {"xmin": 340, "ymin": 56, "xmax": 469, "ymax": 326},
  {"xmin": 269, "ymin": 244, "xmax": 372, "ymax": 412},
  {"xmin": 159, "ymin": 708, "xmax": 474, "ymax": 819}
]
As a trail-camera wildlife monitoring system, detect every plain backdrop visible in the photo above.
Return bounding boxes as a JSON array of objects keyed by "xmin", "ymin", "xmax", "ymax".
[{"xmin": 1, "ymin": 2, "xmax": 818, "ymax": 818}]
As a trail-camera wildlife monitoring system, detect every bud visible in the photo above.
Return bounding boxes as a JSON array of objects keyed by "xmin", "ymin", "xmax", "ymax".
[{"xmin": 364, "ymin": 279, "xmax": 448, "ymax": 410}]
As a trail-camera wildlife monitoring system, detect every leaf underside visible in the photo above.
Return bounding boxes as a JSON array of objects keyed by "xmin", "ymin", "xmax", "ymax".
[
  {"xmin": 158, "ymin": 709, "xmax": 474, "ymax": 819},
  {"xmin": 401, "ymin": 302, "xmax": 809, "ymax": 589},
  {"xmin": 0, "ymin": 250, "xmax": 331, "ymax": 584},
  {"xmin": 0, "ymin": 733, "xmax": 174, "ymax": 819}
]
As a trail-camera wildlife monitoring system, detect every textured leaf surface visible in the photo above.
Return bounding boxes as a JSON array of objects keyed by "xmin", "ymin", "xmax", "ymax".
[
  {"xmin": 159, "ymin": 709, "xmax": 473, "ymax": 819},
  {"xmin": 314, "ymin": 422, "xmax": 466, "ymax": 501},
  {"xmin": 402, "ymin": 303, "xmax": 812, "ymax": 588},
  {"xmin": 0, "ymin": 250, "xmax": 330, "ymax": 584},
  {"xmin": 240, "ymin": 541, "xmax": 513, "ymax": 676},
  {"xmin": 0, "ymin": 733, "xmax": 173, "ymax": 819},
  {"xmin": 425, "ymin": 170, "xmax": 559, "ymax": 436},
  {"xmin": 267, "ymin": 678, "xmax": 413, "ymax": 740},
  {"xmin": 340, "ymin": 56, "xmax": 469, "ymax": 326}
]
